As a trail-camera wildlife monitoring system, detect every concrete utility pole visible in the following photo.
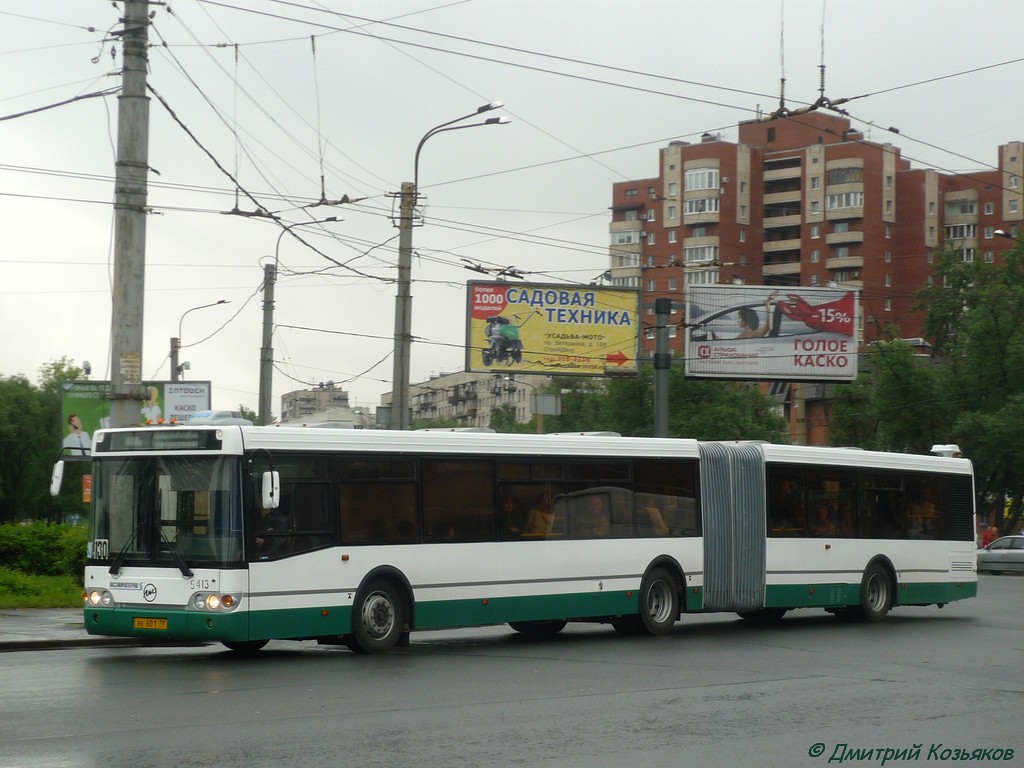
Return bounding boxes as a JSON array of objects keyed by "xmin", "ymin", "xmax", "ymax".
[
  {"xmin": 390, "ymin": 181, "xmax": 416, "ymax": 431},
  {"xmin": 258, "ymin": 263, "xmax": 276, "ymax": 425},
  {"xmin": 108, "ymin": 0, "xmax": 151, "ymax": 427},
  {"xmin": 653, "ymin": 298, "xmax": 673, "ymax": 438},
  {"xmin": 170, "ymin": 337, "xmax": 181, "ymax": 382}
]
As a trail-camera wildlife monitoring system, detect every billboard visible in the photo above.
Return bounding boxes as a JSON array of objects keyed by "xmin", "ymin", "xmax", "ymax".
[
  {"xmin": 59, "ymin": 381, "xmax": 212, "ymax": 456},
  {"xmin": 684, "ymin": 285, "xmax": 858, "ymax": 381},
  {"xmin": 466, "ymin": 281, "xmax": 638, "ymax": 376}
]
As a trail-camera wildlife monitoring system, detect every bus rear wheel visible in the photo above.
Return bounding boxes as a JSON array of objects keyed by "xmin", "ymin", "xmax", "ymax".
[
  {"xmin": 638, "ymin": 566, "xmax": 679, "ymax": 636},
  {"xmin": 349, "ymin": 579, "xmax": 406, "ymax": 654},
  {"xmin": 508, "ymin": 620, "xmax": 567, "ymax": 637},
  {"xmin": 857, "ymin": 563, "xmax": 892, "ymax": 622}
]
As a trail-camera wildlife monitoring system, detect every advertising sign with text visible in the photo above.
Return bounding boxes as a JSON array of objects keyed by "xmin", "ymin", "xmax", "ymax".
[
  {"xmin": 59, "ymin": 381, "xmax": 212, "ymax": 456},
  {"xmin": 684, "ymin": 285, "xmax": 858, "ymax": 381},
  {"xmin": 465, "ymin": 281, "xmax": 638, "ymax": 376}
]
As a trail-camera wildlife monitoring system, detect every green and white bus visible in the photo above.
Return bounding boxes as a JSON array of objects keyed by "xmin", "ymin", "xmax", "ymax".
[{"xmin": 69, "ymin": 424, "xmax": 977, "ymax": 653}]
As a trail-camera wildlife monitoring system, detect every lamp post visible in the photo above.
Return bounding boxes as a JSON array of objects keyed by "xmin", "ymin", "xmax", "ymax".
[
  {"xmin": 994, "ymin": 229, "xmax": 1022, "ymax": 244},
  {"xmin": 390, "ymin": 102, "xmax": 509, "ymax": 430},
  {"xmin": 170, "ymin": 299, "xmax": 230, "ymax": 382},
  {"xmin": 258, "ymin": 217, "xmax": 339, "ymax": 425}
]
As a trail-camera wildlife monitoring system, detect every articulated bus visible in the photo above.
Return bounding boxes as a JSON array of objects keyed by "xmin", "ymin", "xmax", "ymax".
[{"xmin": 67, "ymin": 424, "xmax": 977, "ymax": 653}]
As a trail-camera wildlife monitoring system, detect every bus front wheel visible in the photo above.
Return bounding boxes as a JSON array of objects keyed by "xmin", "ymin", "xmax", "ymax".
[
  {"xmin": 349, "ymin": 579, "xmax": 406, "ymax": 654},
  {"xmin": 857, "ymin": 563, "xmax": 892, "ymax": 622},
  {"xmin": 638, "ymin": 566, "xmax": 679, "ymax": 636}
]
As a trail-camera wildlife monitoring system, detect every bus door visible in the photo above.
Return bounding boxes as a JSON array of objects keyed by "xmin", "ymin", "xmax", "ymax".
[{"xmin": 699, "ymin": 442, "xmax": 766, "ymax": 612}]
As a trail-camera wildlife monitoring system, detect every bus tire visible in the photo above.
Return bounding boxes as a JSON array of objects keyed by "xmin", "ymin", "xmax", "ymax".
[
  {"xmin": 350, "ymin": 579, "xmax": 406, "ymax": 654},
  {"xmin": 857, "ymin": 563, "xmax": 892, "ymax": 622},
  {"xmin": 638, "ymin": 566, "xmax": 679, "ymax": 636},
  {"xmin": 509, "ymin": 620, "xmax": 567, "ymax": 637},
  {"xmin": 222, "ymin": 639, "xmax": 269, "ymax": 653}
]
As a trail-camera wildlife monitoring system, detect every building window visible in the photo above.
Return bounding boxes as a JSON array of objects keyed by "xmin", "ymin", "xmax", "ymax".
[
  {"xmin": 668, "ymin": 278, "xmax": 677, "ymax": 291},
  {"xmin": 647, "ymin": 233, "xmax": 656, "ymax": 245},
  {"xmin": 984, "ymin": 227, "xmax": 994, "ymax": 239},
  {"xmin": 625, "ymin": 188, "xmax": 637, "ymax": 197},
  {"xmin": 886, "ymin": 224, "xmax": 892, "ymax": 238},
  {"xmin": 835, "ymin": 246, "xmax": 849, "ymax": 259},
  {"xmin": 624, "ymin": 210, "xmax": 638, "ymax": 221},
  {"xmin": 886, "ymin": 175, "xmax": 894, "ymax": 189},
  {"xmin": 944, "ymin": 224, "xmax": 977, "ymax": 240},
  {"xmin": 811, "ymin": 176, "xmax": 821, "ymax": 190},
  {"xmin": 691, "ymin": 226, "xmax": 707, "ymax": 238},
  {"xmin": 647, "ymin": 279, "xmax": 655, "ymax": 291},
  {"xmin": 827, "ymin": 191, "xmax": 864, "ymax": 210},
  {"xmin": 740, "ymin": 205, "xmax": 747, "ymax": 217},
  {"xmin": 810, "ymin": 249, "xmax": 820, "ymax": 263},
  {"xmin": 740, "ymin": 181, "xmax": 747, "ymax": 193},
  {"xmin": 811, "ymin": 224, "xmax": 820, "ymax": 239},
  {"xmin": 885, "ymin": 274, "xmax": 892, "ymax": 287},
  {"xmin": 960, "ymin": 249, "xmax": 975, "ymax": 263},
  {"xmin": 684, "ymin": 197, "xmax": 720, "ymax": 214},
  {"xmin": 667, "ymin": 182, "xmax": 677, "ymax": 196},
  {"xmin": 612, "ymin": 230, "xmax": 640, "ymax": 245},
  {"xmin": 886, "ymin": 200, "xmax": 893, "ymax": 214},
  {"xmin": 668, "ymin": 205, "xmax": 678, "ymax": 219},
  {"xmin": 668, "ymin": 230, "xmax": 677, "ymax": 243},
  {"xmin": 684, "ymin": 168, "xmax": 719, "ymax": 191},
  {"xmin": 1012, "ymin": 199, "xmax": 1020, "ymax": 214},
  {"xmin": 685, "ymin": 269, "xmax": 720, "ymax": 285},
  {"xmin": 944, "ymin": 200, "xmax": 977, "ymax": 216},
  {"xmin": 834, "ymin": 222, "xmax": 849, "ymax": 233},
  {"xmin": 885, "ymin": 299, "xmax": 892, "ymax": 312},
  {"xmin": 811, "ymin": 201, "xmax": 821, "ymax": 214},
  {"xmin": 684, "ymin": 245, "xmax": 719, "ymax": 264},
  {"xmin": 647, "ymin": 209, "xmax": 656, "ymax": 221},
  {"xmin": 826, "ymin": 167, "xmax": 864, "ymax": 184},
  {"xmin": 985, "ymin": 202, "xmax": 994, "ymax": 215},
  {"xmin": 767, "ymin": 127, "xmax": 776, "ymax": 142},
  {"xmin": 739, "ymin": 230, "xmax": 746, "ymax": 242},
  {"xmin": 929, "ymin": 201, "xmax": 936, "ymax": 215},
  {"xmin": 885, "ymin": 250, "xmax": 892, "ymax": 262},
  {"xmin": 1011, "ymin": 175, "xmax": 1020, "ymax": 189},
  {"xmin": 810, "ymin": 274, "xmax": 819, "ymax": 285},
  {"xmin": 984, "ymin": 251, "xmax": 995, "ymax": 263}
]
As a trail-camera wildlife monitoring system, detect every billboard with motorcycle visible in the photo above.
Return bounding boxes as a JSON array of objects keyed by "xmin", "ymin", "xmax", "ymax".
[{"xmin": 465, "ymin": 281, "xmax": 639, "ymax": 376}]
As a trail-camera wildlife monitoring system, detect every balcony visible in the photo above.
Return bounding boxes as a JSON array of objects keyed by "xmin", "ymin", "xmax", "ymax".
[
  {"xmin": 763, "ymin": 238, "xmax": 801, "ymax": 253},
  {"xmin": 763, "ymin": 165, "xmax": 802, "ymax": 181},
  {"xmin": 825, "ymin": 230, "xmax": 864, "ymax": 245},
  {"xmin": 764, "ymin": 213, "xmax": 801, "ymax": 229},
  {"xmin": 764, "ymin": 189, "xmax": 802, "ymax": 206},
  {"xmin": 763, "ymin": 261, "xmax": 802, "ymax": 276},
  {"xmin": 826, "ymin": 255, "xmax": 863, "ymax": 271}
]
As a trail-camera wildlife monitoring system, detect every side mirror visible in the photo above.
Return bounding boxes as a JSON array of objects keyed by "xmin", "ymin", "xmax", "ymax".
[
  {"xmin": 49, "ymin": 461, "xmax": 65, "ymax": 497},
  {"xmin": 261, "ymin": 471, "xmax": 280, "ymax": 509}
]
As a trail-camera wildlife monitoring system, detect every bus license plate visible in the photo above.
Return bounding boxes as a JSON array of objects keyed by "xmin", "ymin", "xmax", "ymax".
[{"xmin": 133, "ymin": 617, "xmax": 168, "ymax": 630}]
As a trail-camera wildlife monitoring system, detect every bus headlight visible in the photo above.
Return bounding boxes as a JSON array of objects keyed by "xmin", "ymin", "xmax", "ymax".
[
  {"xmin": 189, "ymin": 592, "xmax": 240, "ymax": 612},
  {"xmin": 86, "ymin": 589, "xmax": 113, "ymax": 606}
]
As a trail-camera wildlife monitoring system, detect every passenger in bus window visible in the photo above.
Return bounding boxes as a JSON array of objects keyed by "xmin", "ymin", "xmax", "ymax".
[
  {"xmin": 575, "ymin": 496, "xmax": 610, "ymax": 538},
  {"xmin": 812, "ymin": 502, "xmax": 836, "ymax": 536},
  {"xmin": 524, "ymin": 495, "xmax": 554, "ymax": 536},
  {"xmin": 500, "ymin": 495, "xmax": 524, "ymax": 538},
  {"xmin": 770, "ymin": 478, "xmax": 804, "ymax": 532}
]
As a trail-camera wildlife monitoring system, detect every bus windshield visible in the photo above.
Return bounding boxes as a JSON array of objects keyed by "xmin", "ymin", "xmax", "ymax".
[{"xmin": 91, "ymin": 455, "xmax": 242, "ymax": 568}]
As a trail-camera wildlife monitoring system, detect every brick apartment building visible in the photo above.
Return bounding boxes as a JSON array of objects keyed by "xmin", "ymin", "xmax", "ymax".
[{"xmin": 609, "ymin": 111, "xmax": 1024, "ymax": 442}]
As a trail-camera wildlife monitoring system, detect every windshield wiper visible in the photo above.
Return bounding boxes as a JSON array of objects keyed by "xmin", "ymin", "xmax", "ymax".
[
  {"xmin": 108, "ymin": 526, "xmax": 140, "ymax": 576},
  {"xmin": 159, "ymin": 528, "xmax": 194, "ymax": 579}
]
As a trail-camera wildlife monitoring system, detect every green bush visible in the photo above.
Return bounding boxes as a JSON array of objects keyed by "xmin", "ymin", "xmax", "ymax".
[{"xmin": 0, "ymin": 522, "xmax": 87, "ymax": 581}]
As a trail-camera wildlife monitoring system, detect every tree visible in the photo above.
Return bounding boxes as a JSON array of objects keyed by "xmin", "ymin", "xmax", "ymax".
[
  {"xmin": 546, "ymin": 367, "xmax": 788, "ymax": 441},
  {"xmin": 833, "ymin": 247, "xmax": 1024, "ymax": 533}
]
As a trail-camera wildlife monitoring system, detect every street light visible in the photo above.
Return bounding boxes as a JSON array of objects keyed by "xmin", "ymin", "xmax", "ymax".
[
  {"xmin": 170, "ymin": 299, "xmax": 230, "ymax": 382},
  {"xmin": 994, "ymin": 229, "xmax": 1022, "ymax": 244},
  {"xmin": 258, "ymin": 217, "xmax": 339, "ymax": 425},
  {"xmin": 391, "ymin": 102, "xmax": 509, "ymax": 430}
]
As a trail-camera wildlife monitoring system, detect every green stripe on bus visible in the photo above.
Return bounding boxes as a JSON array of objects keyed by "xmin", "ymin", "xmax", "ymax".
[
  {"xmin": 764, "ymin": 580, "xmax": 976, "ymax": 609},
  {"xmin": 413, "ymin": 590, "xmax": 638, "ymax": 630}
]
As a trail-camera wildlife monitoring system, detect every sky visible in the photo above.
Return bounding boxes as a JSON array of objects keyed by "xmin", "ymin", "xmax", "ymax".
[{"xmin": 3, "ymin": 0, "xmax": 1023, "ymax": 416}]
